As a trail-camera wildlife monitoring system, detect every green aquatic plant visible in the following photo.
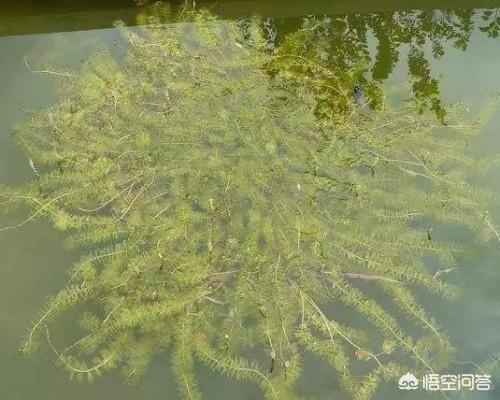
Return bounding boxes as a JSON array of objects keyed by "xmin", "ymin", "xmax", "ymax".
[{"xmin": 2, "ymin": 10, "xmax": 499, "ymax": 400}]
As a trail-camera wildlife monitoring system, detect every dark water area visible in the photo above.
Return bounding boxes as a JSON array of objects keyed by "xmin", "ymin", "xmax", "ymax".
[{"xmin": 1, "ymin": 1, "xmax": 500, "ymax": 399}]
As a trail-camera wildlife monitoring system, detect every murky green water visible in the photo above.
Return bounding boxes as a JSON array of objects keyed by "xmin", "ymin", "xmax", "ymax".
[{"xmin": 1, "ymin": 2, "xmax": 500, "ymax": 399}]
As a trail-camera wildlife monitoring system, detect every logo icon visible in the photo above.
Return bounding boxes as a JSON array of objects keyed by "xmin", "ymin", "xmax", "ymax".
[{"xmin": 398, "ymin": 372, "xmax": 419, "ymax": 390}]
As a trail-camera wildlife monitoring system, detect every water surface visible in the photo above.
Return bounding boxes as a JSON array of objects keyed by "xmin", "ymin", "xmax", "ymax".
[{"xmin": 1, "ymin": 2, "xmax": 500, "ymax": 399}]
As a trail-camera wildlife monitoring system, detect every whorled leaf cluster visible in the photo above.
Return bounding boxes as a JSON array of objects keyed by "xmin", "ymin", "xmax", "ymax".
[{"xmin": 2, "ymin": 9, "xmax": 499, "ymax": 400}]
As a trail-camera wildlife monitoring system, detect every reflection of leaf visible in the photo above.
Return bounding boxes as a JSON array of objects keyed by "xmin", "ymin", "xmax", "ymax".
[
  {"xmin": 408, "ymin": 47, "xmax": 446, "ymax": 122},
  {"xmin": 479, "ymin": 10, "xmax": 500, "ymax": 38},
  {"xmin": 372, "ymin": 24, "xmax": 399, "ymax": 81},
  {"xmin": 482, "ymin": 10, "xmax": 494, "ymax": 19},
  {"xmin": 480, "ymin": 22, "xmax": 500, "ymax": 38}
]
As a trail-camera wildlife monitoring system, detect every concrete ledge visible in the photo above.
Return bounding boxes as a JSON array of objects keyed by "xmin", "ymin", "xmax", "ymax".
[{"xmin": 2, "ymin": 0, "xmax": 500, "ymax": 37}]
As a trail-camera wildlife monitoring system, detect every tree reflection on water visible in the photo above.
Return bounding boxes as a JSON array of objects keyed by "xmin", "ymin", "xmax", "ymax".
[{"xmin": 253, "ymin": 8, "xmax": 500, "ymax": 121}]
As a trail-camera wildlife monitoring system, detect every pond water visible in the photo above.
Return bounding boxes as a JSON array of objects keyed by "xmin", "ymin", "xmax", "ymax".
[{"xmin": 1, "ymin": 1, "xmax": 500, "ymax": 400}]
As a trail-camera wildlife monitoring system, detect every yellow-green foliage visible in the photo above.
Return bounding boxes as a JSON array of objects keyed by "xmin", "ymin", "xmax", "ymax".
[{"xmin": 4, "ymin": 9, "xmax": 499, "ymax": 400}]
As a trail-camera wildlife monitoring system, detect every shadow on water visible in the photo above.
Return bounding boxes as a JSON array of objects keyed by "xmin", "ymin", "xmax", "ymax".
[{"xmin": 0, "ymin": 2, "xmax": 500, "ymax": 400}]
